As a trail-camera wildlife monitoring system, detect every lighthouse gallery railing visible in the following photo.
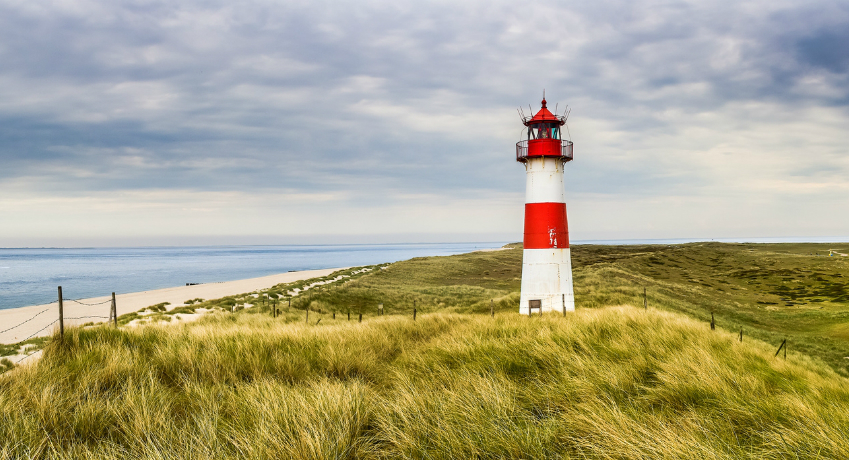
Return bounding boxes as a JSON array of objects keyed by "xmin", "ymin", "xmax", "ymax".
[{"xmin": 516, "ymin": 139, "xmax": 573, "ymax": 162}]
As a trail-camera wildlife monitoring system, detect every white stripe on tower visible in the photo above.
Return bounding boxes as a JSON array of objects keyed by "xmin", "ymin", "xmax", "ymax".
[{"xmin": 520, "ymin": 156, "xmax": 575, "ymax": 315}]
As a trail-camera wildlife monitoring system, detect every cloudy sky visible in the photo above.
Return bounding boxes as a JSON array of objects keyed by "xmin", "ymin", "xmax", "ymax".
[{"xmin": 1, "ymin": 0, "xmax": 848, "ymax": 246}]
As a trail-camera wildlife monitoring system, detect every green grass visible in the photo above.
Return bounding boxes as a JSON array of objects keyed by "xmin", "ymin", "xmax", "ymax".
[
  {"xmin": 2, "ymin": 242, "xmax": 848, "ymax": 458},
  {"xmin": 569, "ymin": 242, "xmax": 849, "ymax": 376},
  {"xmin": 1, "ymin": 308, "xmax": 847, "ymax": 458},
  {"xmin": 0, "ymin": 336, "xmax": 50, "ymax": 358}
]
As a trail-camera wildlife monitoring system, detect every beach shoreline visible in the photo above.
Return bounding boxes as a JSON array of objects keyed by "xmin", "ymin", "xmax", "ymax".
[{"xmin": 0, "ymin": 267, "xmax": 346, "ymax": 348}]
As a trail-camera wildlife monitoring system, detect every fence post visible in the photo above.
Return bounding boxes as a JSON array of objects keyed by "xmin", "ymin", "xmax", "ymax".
[
  {"xmin": 58, "ymin": 286, "xmax": 64, "ymax": 341},
  {"xmin": 413, "ymin": 300, "xmax": 417, "ymax": 321},
  {"xmin": 774, "ymin": 339, "xmax": 786, "ymax": 358},
  {"xmin": 348, "ymin": 309, "xmax": 351, "ymax": 321},
  {"xmin": 306, "ymin": 308, "xmax": 309, "ymax": 323},
  {"xmin": 739, "ymin": 327, "xmax": 743, "ymax": 342},
  {"xmin": 112, "ymin": 292, "xmax": 117, "ymax": 327},
  {"xmin": 644, "ymin": 287, "xmax": 647, "ymax": 310},
  {"xmin": 562, "ymin": 294, "xmax": 566, "ymax": 317},
  {"xmin": 710, "ymin": 312, "xmax": 715, "ymax": 331},
  {"xmin": 358, "ymin": 313, "xmax": 362, "ymax": 323},
  {"xmin": 333, "ymin": 312, "xmax": 336, "ymax": 320},
  {"xmin": 490, "ymin": 299, "xmax": 494, "ymax": 318}
]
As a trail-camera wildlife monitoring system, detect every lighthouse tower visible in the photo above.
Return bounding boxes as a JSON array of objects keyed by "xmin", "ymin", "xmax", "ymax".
[{"xmin": 516, "ymin": 96, "xmax": 574, "ymax": 315}]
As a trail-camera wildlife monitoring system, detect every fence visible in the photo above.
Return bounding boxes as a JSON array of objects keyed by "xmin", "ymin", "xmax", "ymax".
[
  {"xmin": 2, "ymin": 286, "xmax": 118, "ymax": 364},
  {"xmin": 3, "ymin": 285, "xmax": 792, "ymax": 367}
]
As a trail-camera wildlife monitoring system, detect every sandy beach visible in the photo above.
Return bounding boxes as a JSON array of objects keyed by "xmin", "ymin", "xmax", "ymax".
[{"xmin": 1, "ymin": 267, "xmax": 344, "ymax": 346}]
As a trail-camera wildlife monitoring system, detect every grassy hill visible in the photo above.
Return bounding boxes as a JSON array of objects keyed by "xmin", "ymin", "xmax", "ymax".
[{"xmin": 1, "ymin": 243, "xmax": 848, "ymax": 458}]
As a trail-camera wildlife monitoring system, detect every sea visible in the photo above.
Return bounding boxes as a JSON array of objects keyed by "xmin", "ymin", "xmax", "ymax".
[{"xmin": 0, "ymin": 243, "xmax": 509, "ymax": 311}]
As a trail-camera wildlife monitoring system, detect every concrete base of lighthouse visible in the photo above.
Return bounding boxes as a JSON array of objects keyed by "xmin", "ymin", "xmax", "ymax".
[{"xmin": 519, "ymin": 248, "xmax": 575, "ymax": 315}]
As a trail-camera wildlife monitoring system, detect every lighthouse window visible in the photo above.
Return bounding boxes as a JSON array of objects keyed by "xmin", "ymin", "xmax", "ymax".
[{"xmin": 529, "ymin": 124, "xmax": 560, "ymax": 140}]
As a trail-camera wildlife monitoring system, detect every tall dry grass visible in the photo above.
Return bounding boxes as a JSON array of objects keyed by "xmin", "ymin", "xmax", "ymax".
[{"xmin": 2, "ymin": 306, "xmax": 848, "ymax": 459}]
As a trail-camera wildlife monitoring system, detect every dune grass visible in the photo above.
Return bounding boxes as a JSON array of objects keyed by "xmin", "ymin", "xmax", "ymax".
[
  {"xmin": 2, "ymin": 307, "xmax": 848, "ymax": 458},
  {"xmin": 569, "ymin": 243, "xmax": 849, "ymax": 376},
  {"xmin": 2, "ymin": 242, "xmax": 849, "ymax": 458}
]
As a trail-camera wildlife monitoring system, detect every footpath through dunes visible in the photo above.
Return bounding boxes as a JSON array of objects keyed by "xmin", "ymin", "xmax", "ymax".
[{"xmin": 1, "ymin": 308, "xmax": 849, "ymax": 458}]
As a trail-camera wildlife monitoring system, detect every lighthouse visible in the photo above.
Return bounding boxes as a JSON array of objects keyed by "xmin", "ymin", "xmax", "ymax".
[{"xmin": 516, "ymin": 96, "xmax": 574, "ymax": 315}]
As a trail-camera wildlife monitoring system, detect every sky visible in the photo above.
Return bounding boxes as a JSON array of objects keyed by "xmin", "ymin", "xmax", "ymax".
[{"xmin": 1, "ymin": 0, "xmax": 848, "ymax": 246}]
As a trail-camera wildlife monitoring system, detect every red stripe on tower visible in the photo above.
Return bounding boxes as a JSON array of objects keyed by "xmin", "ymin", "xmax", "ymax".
[{"xmin": 523, "ymin": 202, "xmax": 569, "ymax": 249}]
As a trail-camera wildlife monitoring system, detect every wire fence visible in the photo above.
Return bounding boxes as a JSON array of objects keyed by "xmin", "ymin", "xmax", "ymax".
[
  {"xmin": 2, "ymin": 286, "xmax": 118, "ymax": 365},
  {"xmin": 64, "ymin": 298, "xmax": 113, "ymax": 306},
  {"xmin": 4, "ymin": 285, "xmax": 793, "ymax": 367},
  {"xmin": 0, "ymin": 307, "xmax": 51, "ymax": 335}
]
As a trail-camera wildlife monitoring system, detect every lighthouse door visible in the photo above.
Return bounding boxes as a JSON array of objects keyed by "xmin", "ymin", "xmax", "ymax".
[{"xmin": 529, "ymin": 299, "xmax": 542, "ymax": 316}]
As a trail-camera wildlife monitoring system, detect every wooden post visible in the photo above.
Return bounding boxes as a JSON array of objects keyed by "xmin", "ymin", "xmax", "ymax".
[
  {"xmin": 306, "ymin": 308, "xmax": 309, "ymax": 323},
  {"xmin": 774, "ymin": 339, "xmax": 786, "ymax": 358},
  {"xmin": 490, "ymin": 299, "xmax": 494, "ymax": 318},
  {"xmin": 643, "ymin": 287, "xmax": 647, "ymax": 310},
  {"xmin": 739, "ymin": 327, "xmax": 743, "ymax": 342},
  {"xmin": 562, "ymin": 294, "xmax": 566, "ymax": 317},
  {"xmin": 348, "ymin": 309, "xmax": 351, "ymax": 321},
  {"xmin": 58, "ymin": 286, "xmax": 64, "ymax": 340},
  {"xmin": 333, "ymin": 312, "xmax": 336, "ymax": 320},
  {"xmin": 112, "ymin": 292, "xmax": 117, "ymax": 327},
  {"xmin": 413, "ymin": 307, "xmax": 417, "ymax": 321},
  {"xmin": 358, "ymin": 313, "xmax": 362, "ymax": 323},
  {"xmin": 710, "ymin": 312, "xmax": 715, "ymax": 330},
  {"xmin": 288, "ymin": 297, "xmax": 291, "ymax": 309}
]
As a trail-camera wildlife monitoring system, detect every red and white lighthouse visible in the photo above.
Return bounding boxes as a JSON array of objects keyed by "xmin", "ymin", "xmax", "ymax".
[{"xmin": 516, "ymin": 96, "xmax": 574, "ymax": 315}]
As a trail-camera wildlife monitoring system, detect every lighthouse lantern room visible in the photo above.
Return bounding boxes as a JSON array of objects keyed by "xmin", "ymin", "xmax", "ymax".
[{"xmin": 516, "ymin": 95, "xmax": 575, "ymax": 315}]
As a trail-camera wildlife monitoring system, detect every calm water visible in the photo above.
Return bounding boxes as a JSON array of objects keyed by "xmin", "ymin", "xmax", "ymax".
[{"xmin": 0, "ymin": 243, "xmax": 508, "ymax": 310}]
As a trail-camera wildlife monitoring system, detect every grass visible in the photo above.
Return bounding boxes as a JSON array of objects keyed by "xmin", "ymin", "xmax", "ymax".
[
  {"xmin": 1, "ymin": 242, "xmax": 848, "ymax": 458},
  {"xmin": 569, "ymin": 242, "xmax": 849, "ymax": 376},
  {"xmin": 0, "ymin": 336, "xmax": 50, "ymax": 358},
  {"xmin": 1, "ymin": 308, "xmax": 848, "ymax": 458}
]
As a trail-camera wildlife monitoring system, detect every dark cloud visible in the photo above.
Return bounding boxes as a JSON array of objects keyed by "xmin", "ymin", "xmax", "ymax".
[
  {"xmin": 0, "ymin": 0, "xmax": 848, "ymax": 243},
  {"xmin": 796, "ymin": 29, "xmax": 849, "ymax": 73}
]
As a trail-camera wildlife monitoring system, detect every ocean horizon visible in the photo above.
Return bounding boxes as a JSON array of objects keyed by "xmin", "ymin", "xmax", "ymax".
[{"xmin": 2, "ymin": 237, "xmax": 847, "ymax": 311}]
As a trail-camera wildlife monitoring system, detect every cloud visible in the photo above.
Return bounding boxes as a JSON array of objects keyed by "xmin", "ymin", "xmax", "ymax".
[{"xmin": 0, "ymin": 0, "xmax": 847, "ymax": 244}]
